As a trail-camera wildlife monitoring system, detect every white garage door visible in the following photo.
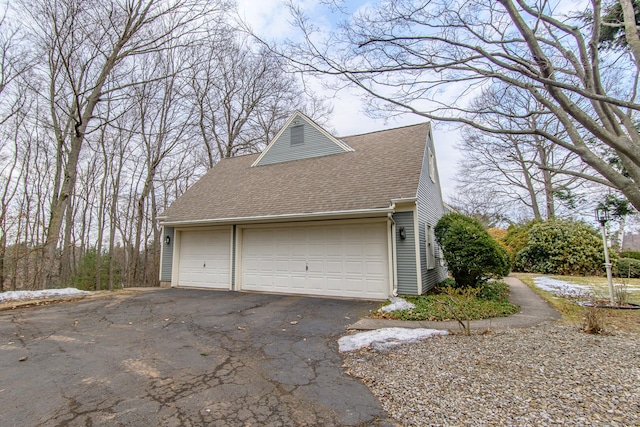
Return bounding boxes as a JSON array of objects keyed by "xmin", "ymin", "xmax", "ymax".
[
  {"xmin": 241, "ymin": 222, "xmax": 389, "ymax": 299},
  {"xmin": 178, "ymin": 229, "xmax": 231, "ymax": 289}
]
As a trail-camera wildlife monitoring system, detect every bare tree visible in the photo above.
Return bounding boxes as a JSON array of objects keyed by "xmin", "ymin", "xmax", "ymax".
[
  {"xmin": 457, "ymin": 85, "xmax": 589, "ymax": 220},
  {"xmin": 128, "ymin": 48, "xmax": 195, "ymax": 286},
  {"xmin": 18, "ymin": 0, "xmax": 227, "ymax": 288},
  {"xmin": 188, "ymin": 33, "xmax": 331, "ymax": 169},
  {"xmin": 0, "ymin": 12, "xmax": 33, "ymax": 291},
  {"xmin": 280, "ymin": 0, "xmax": 640, "ymax": 210},
  {"xmin": 447, "ymin": 189, "xmax": 512, "ymax": 229}
]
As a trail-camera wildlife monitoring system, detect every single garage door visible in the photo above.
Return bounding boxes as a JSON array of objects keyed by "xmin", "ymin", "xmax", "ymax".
[
  {"xmin": 241, "ymin": 222, "xmax": 389, "ymax": 299},
  {"xmin": 177, "ymin": 229, "xmax": 231, "ymax": 288}
]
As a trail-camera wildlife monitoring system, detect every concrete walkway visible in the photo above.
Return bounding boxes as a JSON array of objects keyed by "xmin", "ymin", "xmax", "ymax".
[{"xmin": 349, "ymin": 275, "xmax": 561, "ymax": 332}]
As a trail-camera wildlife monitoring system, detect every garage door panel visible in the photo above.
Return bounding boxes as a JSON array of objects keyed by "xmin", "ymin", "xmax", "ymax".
[
  {"xmin": 345, "ymin": 278, "xmax": 365, "ymax": 293},
  {"xmin": 344, "ymin": 243, "xmax": 363, "ymax": 256},
  {"xmin": 367, "ymin": 261, "xmax": 385, "ymax": 275},
  {"xmin": 306, "ymin": 276, "xmax": 325, "ymax": 291},
  {"xmin": 308, "ymin": 244, "xmax": 325, "ymax": 256},
  {"xmin": 241, "ymin": 222, "xmax": 389, "ymax": 299},
  {"xmin": 275, "ymin": 260, "xmax": 290, "ymax": 272},
  {"xmin": 326, "ymin": 277, "xmax": 342, "ymax": 291},
  {"xmin": 178, "ymin": 229, "xmax": 230, "ymax": 289},
  {"xmin": 345, "ymin": 261, "xmax": 364, "ymax": 275}
]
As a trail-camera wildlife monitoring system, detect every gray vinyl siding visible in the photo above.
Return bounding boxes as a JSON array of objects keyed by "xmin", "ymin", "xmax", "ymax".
[
  {"xmin": 416, "ymin": 135, "xmax": 448, "ymax": 293},
  {"xmin": 394, "ymin": 211, "xmax": 419, "ymax": 295},
  {"xmin": 160, "ymin": 227, "xmax": 174, "ymax": 282},
  {"xmin": 256, "ymin": 119, "xmax": 347, "ymax": 166}
]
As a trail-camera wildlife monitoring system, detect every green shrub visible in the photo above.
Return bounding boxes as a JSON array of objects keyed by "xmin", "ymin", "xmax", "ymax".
[
  {"xmin": 438, "ymin": 277, "xmax": 457, "ymax": 288},
  {"xmin": 614, "ymin": 257, "xmax": 640, "ymax": 278},
  {"xmin": 435, "ymin": 213, "xmax": 511, "ymax": 288},
  {"xmin": 72, "ymin": 249, "xmax": 121, "ymax": 291},
  {"xmin": 503, "ymin": 220, "xmax": 539, "ymax": 265},
  {"xmin": 620, "ymin": 250, "xmax": 640, "ymax": 261},
  {"xmin": 476, "ymin": 280, "xmax": 511, "ymax": 301},
  {"xmin": 514, "ymin": 219, "xmax": 604, "ymax": 275},
  {"xmin": 376, "ymin": 280, "xmax": 518, "ymax": 322}
]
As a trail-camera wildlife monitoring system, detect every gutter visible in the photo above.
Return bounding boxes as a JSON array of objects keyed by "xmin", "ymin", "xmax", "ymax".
[{"xmin": 159, "ymin": 206, "xmax": 395, "ymax": 227}]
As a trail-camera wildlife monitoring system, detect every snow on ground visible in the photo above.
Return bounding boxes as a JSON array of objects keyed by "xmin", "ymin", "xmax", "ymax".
[
  {"xmin": 338, "ymin": 328, "xmax": 448, "ymax": 352},
  {"xmin": 0, "ymin": 288, "xmax": 90, "ymax": 303},
  {"xmin": 534, "ymin": 276, "xmax": 640, "ymax": 298},
  {"xmin": 533, "ymin": 276, "xmax": 593, "ymax": 299},
  {"xmin": 379, "ymin": 296, "xmax": 415, "ymax": 313}
]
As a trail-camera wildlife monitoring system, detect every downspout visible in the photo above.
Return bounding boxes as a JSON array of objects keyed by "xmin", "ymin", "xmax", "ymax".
[
  {"xmin": 158, "ymin": 225, "xmax": 164, "ymax": 281},
  {"xmin": 388, "ymin": 205, "xmax": 398, "ymax": 297}
]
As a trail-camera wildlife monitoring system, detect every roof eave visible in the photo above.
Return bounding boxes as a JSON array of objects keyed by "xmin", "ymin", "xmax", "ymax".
[
  {"xmin": 159, "ymin": 207, "xmax": 394, "ymax": 227},
  {"xmin": 390, "ymin": 197, "xmax": 417, "ymax": 204}
]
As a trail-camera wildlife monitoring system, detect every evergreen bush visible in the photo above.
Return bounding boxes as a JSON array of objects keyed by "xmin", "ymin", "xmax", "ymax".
[
  {"xmin": 435, "ymin": 213, "xmax": 511, "ymax": 288},
  {"xmin": 614, "ymin": 257, "xmax": 640, "ymax": 278},
  {"xmin": 514, "ymin": 220, "xmax": 604, "ymax": 275},
  {"xmin": 503, "ymin": 220, "xmax": 538, "ymax": 265},
  {"xmin": 620, "ymin": 250, "xmax": 640, "ymax": 261}
]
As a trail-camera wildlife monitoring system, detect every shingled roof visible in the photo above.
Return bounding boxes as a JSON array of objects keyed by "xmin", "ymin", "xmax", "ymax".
[{"xmin": 160, "ymin": 122, "xmax": 430, "ymax": 224}]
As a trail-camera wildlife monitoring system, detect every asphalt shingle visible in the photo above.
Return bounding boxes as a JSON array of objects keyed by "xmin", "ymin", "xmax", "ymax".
[{"xmin": 160, "ymin": 122, "xmax": 430, "ymax": 223}]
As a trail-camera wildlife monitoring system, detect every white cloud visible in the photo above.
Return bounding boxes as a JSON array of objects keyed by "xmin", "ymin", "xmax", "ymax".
[{"xmin": 235, "ymin": 0, "xmax": 293, "ymax": 39}]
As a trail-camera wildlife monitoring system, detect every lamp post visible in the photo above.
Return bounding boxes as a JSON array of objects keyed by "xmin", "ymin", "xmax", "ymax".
[{"xmin": 596, "ymin": 207, "xmax": 616, "ymax": 306}]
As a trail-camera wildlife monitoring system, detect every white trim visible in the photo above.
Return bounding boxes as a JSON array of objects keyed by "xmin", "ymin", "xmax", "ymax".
[
  {"xmin": 250, "ymin": 110, "xmax": 353, "ymax": 167},
  {"xmin": 236, "ymin": 218, "xmax": 390, "ymax": 298},
  {"xmin": 413, "ymin": 206, "xmax": 423, "ymax": 294},
  {"xmin": 428, "ymin": 147, "xmax": 435, "ymax": 183},
  {"xmin": 388, "ymin": 216, "xmax": 398, "ymax": 297},
  {"xmin": 234, "ymin": 226, "xmax": 243, "ymax": 291},
  {"xmin": 158, "ymin": 226, "xmax": 165, "ymax": 281},
  {"xmin": 390, "ymin": 197, "xmax": 417, "ymax": 204},
  {"xmin": 172, "ymin": 225, "xmax": 233, "ymax": 290},
  {"xmin": 426, "ymin": 223, "xmax": 436, "ymax": 270},
  {"xmin": 171, "ymin": 230, "xmax": 181, "ymax": 287},
  {"xmin": 229, "ymin": 226, "xmax": 234, "ymax": 291},
  {"xmin": 159, "ymin": 207, "xmax": 394, "ymax": 227}
]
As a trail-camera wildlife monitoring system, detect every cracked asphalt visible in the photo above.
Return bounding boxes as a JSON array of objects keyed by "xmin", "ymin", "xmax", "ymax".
[{"xmin": 0, "ymin": 289, "xmax": 394, "ymax": 426}]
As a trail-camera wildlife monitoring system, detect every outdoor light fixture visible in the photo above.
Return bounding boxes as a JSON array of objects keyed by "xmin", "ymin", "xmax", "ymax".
[
  {"xmin": 595, "ymin": 206, "xmax": 615, "ymax": 305},
  {"xmin": 595, "ymin": 206, "xmax": 610, "ymax": 226},
  {"xmin": 399, "ymin": 226, "xmax": 406, "ymax": 240},
  {"xmin": 165, "ymin": 235, "xmax": 171, "ymax": 245}
]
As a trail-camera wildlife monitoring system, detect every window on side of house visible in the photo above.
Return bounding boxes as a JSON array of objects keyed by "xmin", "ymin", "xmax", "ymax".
[
  {"xmin": 290, "ymin": 124, "xmax": 304, "ymax": 146},
  {"xmin": 428, "ymin": 147, "xmax": 435, "ymax": 183},
  {"xmin": 426, "ymin": 224, "xmax": 436, "ymax": 269}
]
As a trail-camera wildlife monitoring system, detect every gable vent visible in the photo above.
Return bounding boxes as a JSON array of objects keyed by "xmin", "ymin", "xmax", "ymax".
[{"xmin": 290, "ymin": 125, "xmax": 304, "ymax": 146}]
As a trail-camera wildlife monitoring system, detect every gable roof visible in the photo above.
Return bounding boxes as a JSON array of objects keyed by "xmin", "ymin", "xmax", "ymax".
[
  {"xmin": 251, "ymin": 110, "xmax": 353, "ymax": 167},
  {"xmin": 160, "ymin": 122, "xmax": 431, "ymax": 225}
]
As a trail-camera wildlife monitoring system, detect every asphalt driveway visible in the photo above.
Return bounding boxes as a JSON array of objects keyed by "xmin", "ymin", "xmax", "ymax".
[{"xmin": 0, "ymin": 289, "xmax": 392, "ymax": 426}]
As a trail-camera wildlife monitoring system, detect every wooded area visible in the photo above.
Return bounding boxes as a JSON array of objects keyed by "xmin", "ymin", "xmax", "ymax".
[
  {"xmin": 0, "ymin": 0, "xmax": 328, "ymax": 291},
  {"xmin": 2, "ymin": 0, "xmax": 639, "ymax": 292},
  {"xmin": 281, "ymin": 0, "xmax": 640, "ymax": 222}
]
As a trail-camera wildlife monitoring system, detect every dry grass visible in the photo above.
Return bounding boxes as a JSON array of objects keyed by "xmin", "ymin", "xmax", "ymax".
[
  {"xmin": 514, "ymin": 273, "xmax": 640, "ymax": 334},
  {"xmin": 548, "ymin": 274, "xmax": 640, "ymax": 304}
]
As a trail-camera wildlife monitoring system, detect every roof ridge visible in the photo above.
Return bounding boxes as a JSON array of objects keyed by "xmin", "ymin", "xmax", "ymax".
[
  {"xmin": 219, "ymin": 152, "xmax": 260, "ymax": 161},
  {"xmin": 339, "ymin": 121, "xmax": 429, "ymax": 139}
]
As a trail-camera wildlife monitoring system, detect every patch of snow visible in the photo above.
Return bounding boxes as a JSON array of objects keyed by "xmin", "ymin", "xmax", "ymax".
[
  {"xmin": 379, "ymin": 296, "xmax": 415, "ymax": 313},
  {"xmin": 533, "ymin": 276, "xmax": 593, "ymax": 299},
  {"xmin": 338, "ymin": 327, "xmax": 448, "ymax": 352},
  {"xmin": 0, "ymin": 288, "xmax": 90, "ymax": 303}
]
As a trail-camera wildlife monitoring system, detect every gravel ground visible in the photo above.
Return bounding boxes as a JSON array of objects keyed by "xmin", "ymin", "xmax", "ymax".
[{"xmin": 342, "ymin": 324, "xmax": 640, "ymax": 426}]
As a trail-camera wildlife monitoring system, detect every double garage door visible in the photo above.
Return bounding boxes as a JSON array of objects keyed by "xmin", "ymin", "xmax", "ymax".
[{"xmin": 177, "ymin": 222, "xmax": 390, "ymax": 299}]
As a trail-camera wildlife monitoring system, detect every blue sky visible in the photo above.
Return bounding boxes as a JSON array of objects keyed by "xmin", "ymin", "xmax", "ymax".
[{"xmin": 236, "ymin": 0, "xmax": 462, "ymax": 200}]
